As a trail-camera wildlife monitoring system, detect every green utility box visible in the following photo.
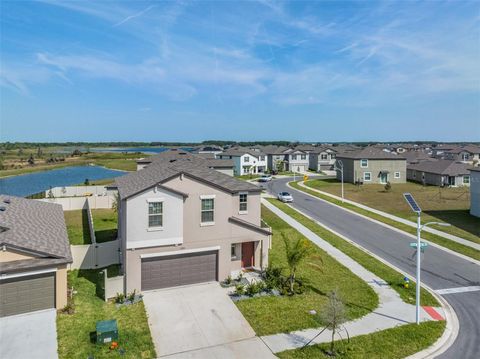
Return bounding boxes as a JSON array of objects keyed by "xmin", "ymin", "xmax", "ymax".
[{"xmin": 96, "ymin": 319, "xmax": 118, "ymax": 344}]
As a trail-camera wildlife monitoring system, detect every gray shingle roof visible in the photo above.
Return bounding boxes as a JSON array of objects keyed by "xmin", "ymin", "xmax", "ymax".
[
  {"xmin": 0, "ymin": 195, "xmax": 72, "ymax": 268},
  {"xmin": 137, "ymin": 149, "xmax": 233, "ymax": 168},
  {"xmin": 407, "ymin": 160, "xmax": 471, "ymax": 176},
  {"xmin": 116, "ymin": 150, "xmax": 261, "ymax": 199},
  {"xmin": 336, "ymin": 146, "xmax": 405, "ymax": 160}
]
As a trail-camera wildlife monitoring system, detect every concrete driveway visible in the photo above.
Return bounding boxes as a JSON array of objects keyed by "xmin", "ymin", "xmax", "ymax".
[
  {"xmin": 143, "ymin": 282, "xmax": 275, "ymax": 358},
  {"xmin": 0, "ymin": 309, "xmax": 58, "ymax": 359}
]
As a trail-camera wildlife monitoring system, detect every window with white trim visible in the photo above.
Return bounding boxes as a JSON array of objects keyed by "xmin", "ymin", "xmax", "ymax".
[
  {"xmin": 364, "ymin": 172, "xmax": 371, "ymax": 181},
  {"xmin": 231, "ymin": 244, "xmax": 240, "ymax": 260},
  {"xmin": 360, "ymin": 159, "xmax": 368, "ymax": 168},
  {"xmin": 244, "ymin": 156, "xmax": 250, "ymax": 162},
  {"xmin": 301, "ymin": 154, "xmax": 306, "ymax": 160},
  {"xmin": 463, "ymin": 176, "xmax": 470, "ymax": 184},
  {"xmin": 321, "ymin": 154, "xmax": 328, "ymax": 160},
  {"xmin": 292, "ymin": 154, "xmax": 298, "ymax": 160},
  {"xmin": 148, "ymin": 201, "xmax": 163, "ymax": 228},
  {"xmin": 201, "ymin": 198, "xmax": 214, "ymax": 223},
  {"xmin": 394, "ymin": 172, "xmax": 401, "ymax": 179},
  {"xmin": 239, "ymin": 193, "xmax": 248, "ymax": 212}
]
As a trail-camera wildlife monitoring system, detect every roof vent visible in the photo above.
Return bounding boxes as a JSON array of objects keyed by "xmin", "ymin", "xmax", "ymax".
[
  {"xmin": 3, "ymin": 198, "xmax": 11, "ymax": 204},
  {"xmin": 0, "ymin": 206, "xmax": 6, "ymax": 211},
  {"xmin": 169, "ymin": 159, "xmax": 177, "ymax": 163}
]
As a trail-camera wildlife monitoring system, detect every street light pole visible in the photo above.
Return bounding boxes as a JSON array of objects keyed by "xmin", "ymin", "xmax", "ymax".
[
  {"xmin": 335, "ymin": 160, "xmax": 344, "ymax": 203},
  {"xmin": 415, "ymin": 212, "xmax": 421, "ymax": 324}
]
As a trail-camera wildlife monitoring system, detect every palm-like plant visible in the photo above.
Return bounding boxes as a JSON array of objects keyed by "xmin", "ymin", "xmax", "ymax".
[{"xmin": 282, "ymin": 232, "xmax": 312, "ymax": 294}]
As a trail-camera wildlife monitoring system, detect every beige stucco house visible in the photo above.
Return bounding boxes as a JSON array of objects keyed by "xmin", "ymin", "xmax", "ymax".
[
  {"xmin": 335, "ymin": 147, "xmax": 407, "ymax": 184},
  {"xmin": 0, "ymin": 196, "xmax": 72, "ymax": 317},
  {"xmin": 115, "ymin": 150, "xmax": 271, "ymax": 293}
]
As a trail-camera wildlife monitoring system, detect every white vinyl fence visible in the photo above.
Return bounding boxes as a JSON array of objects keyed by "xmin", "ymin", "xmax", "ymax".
[
  {"xmin": 45, "ymin": 185, "xmax": 116, "ymax": 198},
  {"xmin": 39, "ymin": 195, "xmax": 114, "ymax": 210},
  {"xmin": 103, "ymin": 269, "xmax": 125, "ymax": 301}
]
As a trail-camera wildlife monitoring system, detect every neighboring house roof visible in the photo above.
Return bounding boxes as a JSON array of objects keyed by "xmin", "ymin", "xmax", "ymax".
[
  {"xmin": 138, "ymin": 150, "xmax": 234, "ymax": 168},
  {"xmin": 261, "ymin": 145, "xmax": 289, "ymax": 155},
  {"xmin": 407, "ymin": 160, "xmax": 471, "ymax": 176},
  {"xmin": 219, "ymin": 147, "xmax": 264, "ymax": 157},
  {"xmin": 294, "ymin": 145, "xmax": 316, "ymax": 152},
  {"xmin": 336, "ymin": 146, "xmax": 405, "ymax": 160},
  {"xmin": 469, "ymin": 167, "xmax": 480, "ymax": 173},
  {"xmin": 310, "ymin": 145, "xmax": 337, "ymax": 154},
  {"xmin": 402, "ymin": 151, "xmax": 435, "ymax": 164},
  {"xmin": 445, "ymin": 145, "xmax": 480, "ymax": 154},
  {"xmin": 0, "ymin": 195, "xmax": 72, "ymax": 273},
  {"xmin": 116, "ymin": 150, "xmax": 261, "ymax": 199},
  {"xmin": 228, "ymin": 216, "xmax": 272, "ymax": 235}
]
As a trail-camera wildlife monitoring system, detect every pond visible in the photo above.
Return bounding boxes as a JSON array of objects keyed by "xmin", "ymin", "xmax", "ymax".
[{"xmin": 0, "ymin": 165, "xmax": 125, "ymax": 197}]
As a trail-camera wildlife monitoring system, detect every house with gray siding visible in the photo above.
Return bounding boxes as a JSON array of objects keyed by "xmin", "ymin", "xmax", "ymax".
[
  {"xmin": 407, "ymin": 160, "xmax": 471, "ymax": 187},
  {"xmin": 115, "ymin": 150, "xmax": 271, "ymax": 293},
  {"xmin": 335, "ymin": 147, "xmax": 406, "ymax": 184},
  {"xmin": 469, "ymin": 168, "xmax": 480, "ymax": 217},
  {"xmin": 309, "ymin": 146, "xmax": 337, "ymax": 171}
]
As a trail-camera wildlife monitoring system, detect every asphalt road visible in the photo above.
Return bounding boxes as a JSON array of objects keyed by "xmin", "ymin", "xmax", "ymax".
[{"xmin": 265, "ymin": 177, "xmax": 480, "ymax": 358}]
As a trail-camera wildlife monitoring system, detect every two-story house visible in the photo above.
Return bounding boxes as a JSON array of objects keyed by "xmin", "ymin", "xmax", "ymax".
[
  {"xmin": 443, "ymin": 145, "xmax": 480, "ymax": 166},
  {"xmin": 216, "ymin": 148, "xmax": 267, "ymax": 175},
  {"xmin": 283, "ymin": 148, "xmax": 309, "ymax": 172},
  {"xmin": 335, "ymin": 147, "xmax": 406, "ymax": 184},
  {"xmin": 115, "ymin": 151, "xmax": 271, "ymax": 293},
  {"xmin": 309, "ymin": 146, "xmax": 338, "ymax": 171}
]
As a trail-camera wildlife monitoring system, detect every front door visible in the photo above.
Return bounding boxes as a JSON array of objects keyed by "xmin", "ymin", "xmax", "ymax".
[
  {"xmin": 380, "ymin": 172, "xmax": 388, "ymax": 184},
  {"xmin": 241, "ymin": 242, "xmax": 255, "ymax": 268}
]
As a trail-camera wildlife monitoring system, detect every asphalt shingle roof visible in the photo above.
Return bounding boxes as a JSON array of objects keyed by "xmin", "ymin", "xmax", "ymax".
[
  {"xmin": 116, "ymin": 150, "xmax": 261, "ymax": 199},
  {"xmin": 336, "ymin": 146, "xmax": 405, "ymax": 160},
  {"xmin": 0, "ymin": 195, "xmax": 72, "ymax": 264},
  {"xmin": 407, "ymin": 160, "xmax": 471, "ymax": 176}
]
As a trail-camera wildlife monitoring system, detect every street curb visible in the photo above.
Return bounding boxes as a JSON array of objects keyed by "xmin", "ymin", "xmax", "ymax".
[
  {"xmin": 289, "ymin": 182, "xmax": 480, "ymax": 266},
  {"xmin": 264, "ymin": 195, "xmax": 460, "ymax": 358}
]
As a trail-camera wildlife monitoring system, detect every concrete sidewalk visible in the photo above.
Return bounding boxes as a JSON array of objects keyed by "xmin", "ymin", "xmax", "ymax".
[
  {"xmin": 297, "ymin": 181, "xmax": 480, "ymax": 251},
  {"xmin": 260, "ymin": 199, "xmax": 444, "ymax": 353}
]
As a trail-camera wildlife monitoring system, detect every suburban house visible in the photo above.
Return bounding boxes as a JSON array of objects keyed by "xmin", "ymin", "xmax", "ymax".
[
  {"xmin": 309, "ymin": 146, "xmax": 338, "ymax": 171},
  {"xmin": 192, "ymin": 145, "xmax": 224, "ymax": 156},
  {"xmin": 263, "ymin": 145, "xmax": 289, "ymax": 172},
  {"xmin": 335, "ymin": 147, "xmax": 407, "ymax": 184},
  {"xmin": 137, "ymin": 150, "xmax": 235, "ymax": 176},
  {"xmin": 114, "ymin": 151, "xmax": 271, "ymax": 293},
  {"xmin": 443, "ymin": 145, "xmax": 480, "ymax": 166},
  {"xmin": 402, "ymin": 150, "xmax": 436, "ymax": 165},
  {"xmin": 216, "ymin": 148, "xmax": 267, "ymax": 175},
  {"xmin": 469, "ymin": 168, "xmax": 480, "ymax": 217},
  {"xmin": 283, "ymin": 148, "xmax": 309, "ymax": 173},
  {"xmin": 0, "ymin": 196, "xmax": 72, "ymax": 317},
  {"xmin": 407, "ymin": 160, "xmax": 471, "ymax": 187}
]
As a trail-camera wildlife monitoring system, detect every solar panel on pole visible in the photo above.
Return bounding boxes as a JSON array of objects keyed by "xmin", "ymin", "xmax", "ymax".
[{"xmin": 403, "ymin": 193, "xmax": 421, "ymax": 213}]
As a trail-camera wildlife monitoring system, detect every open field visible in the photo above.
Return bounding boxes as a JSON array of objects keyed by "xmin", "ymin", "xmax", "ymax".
[
  {"xmin": 304, "ymin": 179, "xmax": 479, "ymax": 244},
  {"xmin": 236, "ymin": 205, "xmax": 378, "ymax": 336},
  {"xmin": 277, "ymin": 321, "xmax": 445, "ymax": 359},
  {"xmin": 0, "ymin": 148, "xmax": 147, "ymax": 177},
  {"xmin": 64, "ymin": 210, "xmax": 92, "ymax": 245},
  {"xmin": 57, "ymin": 267, "xmax": 156, "ymax": 359}
]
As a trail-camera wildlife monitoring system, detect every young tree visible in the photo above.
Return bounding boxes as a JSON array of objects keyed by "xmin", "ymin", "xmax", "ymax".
[
  {"xmin": 384, "ymin": 181, "xmax": 392, "ymax": 192},
  {"xmin": 282, "ymin": 233, "xmax": 312, "ymax": 294},
  {"xmin": 112, "ymin": 192, "xmax": 120, "ymax": 213},
  {"xmin": 321, "ymin": 290, "xmax": 347, "ymax": 356}
]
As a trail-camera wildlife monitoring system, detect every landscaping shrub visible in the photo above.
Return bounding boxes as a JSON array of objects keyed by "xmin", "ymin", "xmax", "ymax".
[{"xmin": 234, "ymin": 283, "xmax": 246, "ymax": 296}]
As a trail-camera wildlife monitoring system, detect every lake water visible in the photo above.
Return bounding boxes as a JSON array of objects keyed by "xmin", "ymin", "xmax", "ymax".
[
  {"xmin": 0, "ymin": 165, "xmax": 126, "ymax": 197},
  {"xmin": 92, "ymin": 147, "xmax": 195, "ymax": 154}
]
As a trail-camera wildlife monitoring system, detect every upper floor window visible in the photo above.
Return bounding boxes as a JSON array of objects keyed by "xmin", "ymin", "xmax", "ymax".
[
  {"xmin": 301, "ymin": 154, "xmax": 306, "ymax": 160},
  {"xmin": 360, "ymin": 159, "xmax": 368, "ymax": 168},
  {"xmin": 331, "ymin": 154, "xmax": 336, "ymax": 159},
  {"xmin": 462, "ymin": 153, "xmax": 470, "ymax": 161},
  {"xmin": 239, "ymin": 193, "xmax": 248, "ymax": 212},
  {"xmin": 292, "ymin": 154, "xmax": 298, "ymax": 160},
  {"xmin": 148, "ymin": 201, "xmax": 163, "ymax": 228},
  {"xmin": 463, "ymin": 176, "xmax": 470, "ymax": 184},
  {"xmin": 321, "ymin": 154, "xmax": 328, "ymax": 160},
  {"xmin": 201, "ymin": 198, "xmax": 215, "ymax": 223},
  {"xmin": 260, "ymin": 156, "xmax": 265, "ymax": 161},
  {"xmin": 244, "ymin": 156, "xmax": 250, "ymax": 162}
]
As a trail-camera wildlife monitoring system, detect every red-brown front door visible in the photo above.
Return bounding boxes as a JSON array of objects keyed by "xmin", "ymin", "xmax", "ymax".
[{"xmin": 241, "ymin": 242, "xmax": 255, "ymax": 268}]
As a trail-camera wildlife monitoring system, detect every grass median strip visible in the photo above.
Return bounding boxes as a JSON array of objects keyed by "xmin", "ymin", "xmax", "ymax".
[
  {"xmin": 292, "ymin": 181, "xmax": 480, "ymax": 261},
  {"xmin": 266, "ymin": 198, "xmax": 439, "ymax": 307},
  {"xmin": 277, "ymin": 320, "xmax": 445, "ymax": 359},
  {"xmin": 236, "ymin": 205, "xmax": 378, "ymax": 336}
]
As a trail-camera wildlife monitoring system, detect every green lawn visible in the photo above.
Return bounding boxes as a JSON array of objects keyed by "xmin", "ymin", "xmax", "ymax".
[
  {"xmin": 236, "ymin": 206, "xmax": 378, "ymax": 336},
  {"xmin": 294, "ymin": 182, "xmax": 479, "ymax": 261},
  {"xmin": 277, "ymin": 321, "xmax": 445, "ymax": 359},
  {"xmin": 266, "ymin": 199, "xmax": 439, "ymax": 307},
  {"xmin": 64, "ymin": 210, "xmax": 92, "ymax": 245},
  {"xmin": 57, "ymin": 268, "xmax": 156, "ymax": 359},
  {"xmin": 92, "ymin": 209, "xmax": 118, "ymax": 243},
  {"xmin": 304, "ymin": 179, "xmax": 479, "ymax": 244}
]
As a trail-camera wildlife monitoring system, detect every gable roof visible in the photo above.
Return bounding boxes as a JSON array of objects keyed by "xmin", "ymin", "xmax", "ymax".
[
  {"xmin": 445, "ymin": 145, "xmax": 480, "ymax": 154},
  {"xmin": 0, "ymin": 195, "xmax": 72, "ymax": 265},
  {"xmin": 116, "ymin": 150, "xmax": 261, "ymax": 199},
  {"xmin": 336, "ymin": 146, "xmax": 405, "ymax": 160},
  {"xmin": 137, "ymin": 149, "xmax": 233, "ymax": 168},
  {"xmin": 219, "ymin": 147, "xmax": 263, "ymax": 157},
  {"xmin": 407, "ymin": 160, "xmax": 471, "ymax": 176}
]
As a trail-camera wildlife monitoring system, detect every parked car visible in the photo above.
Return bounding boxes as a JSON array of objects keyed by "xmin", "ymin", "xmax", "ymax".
[
  {"xmin": 258, "ymin": 174, "xmax": 273, "ymax": 182},
  {"xmin": 278, "ymin": 192, "xmax": 293, "ymax": 202}
]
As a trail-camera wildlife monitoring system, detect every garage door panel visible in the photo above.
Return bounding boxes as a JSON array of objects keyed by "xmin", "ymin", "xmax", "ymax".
[
  {"xmin": 0, "ymin": 272, "xmax": 55, "ymax": 317},
  {"xmin": 141, "ymin": 251, "xmax": 217, "ymax": 291}
]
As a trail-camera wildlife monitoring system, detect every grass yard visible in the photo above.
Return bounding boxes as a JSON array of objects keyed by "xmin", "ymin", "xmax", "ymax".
[
  {"xmin": 57, "ymin": 268, "xmax": 156, "ymax": 359},
  {"xmin": 304, "ymin": 179, "xmax": 479, "ymax": 244},
  {"xmin": 236, "ymin": 205, "xmax": 378, "ymax": 336},
  {"xmin": 277, "ymin": 321, "xmax": 445, "ymax": 359},
  {"xmin": 266, "ymin": 199, "xmax": 439, "ymax": 307},
  {"xmin": 294, "ymin": 182, "xmax": 479, "ymax": 261},
  {"xmin": 64, "ymin": 210, "xmax": 92, "ymax": 245},
  {"xmin": 92, "ymin": 209, "xmax": 118, "ymax": 243}
]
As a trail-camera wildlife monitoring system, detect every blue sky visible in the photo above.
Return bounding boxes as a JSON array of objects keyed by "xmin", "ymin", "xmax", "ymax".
[{"xmin": 1, "ymin": 0, "xmax": 479, "ymax": 142}]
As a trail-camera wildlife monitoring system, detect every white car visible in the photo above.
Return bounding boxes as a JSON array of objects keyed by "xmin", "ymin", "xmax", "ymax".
[
  {"xmin": 277, "ymin": 192, "xmax": 293, "ymax": 202},
  {"xmin": 258, "ymin": 175, "xmax": 273, "ymax": 182}
]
